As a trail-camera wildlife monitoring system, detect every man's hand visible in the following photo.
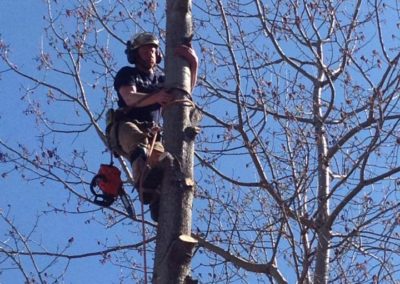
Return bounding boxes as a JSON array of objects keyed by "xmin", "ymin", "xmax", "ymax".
[
  {"xmin": 175, "ymin": 45, "xmax": 198, "ymax": 91},
  {"xmin": 154, "ymin": 89, "xmax": 176, "ymax": 107},
  {"xmin": 175, "ymin": 45, "xmax": 198, "ymax": 70}
]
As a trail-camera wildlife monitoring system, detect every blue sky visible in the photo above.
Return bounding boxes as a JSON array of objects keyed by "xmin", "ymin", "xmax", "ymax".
[
  {"xmin": 1, "ymin": 1, "xmax": 44, "ymax": 140},
  {"xmin": 1, "ymin": 1, "xmax": 46, "ymax": 205}
]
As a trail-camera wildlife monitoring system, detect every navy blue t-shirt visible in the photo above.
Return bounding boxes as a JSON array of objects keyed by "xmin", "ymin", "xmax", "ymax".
[{"xmin": 114, "ymin": 66, "xmax": 165, "ymax": 123}]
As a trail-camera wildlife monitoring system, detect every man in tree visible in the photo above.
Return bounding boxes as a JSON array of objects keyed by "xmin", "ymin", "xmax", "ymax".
[{"xmin": 108, "ymin": 32, "xmax": 198, "ymax": 221}]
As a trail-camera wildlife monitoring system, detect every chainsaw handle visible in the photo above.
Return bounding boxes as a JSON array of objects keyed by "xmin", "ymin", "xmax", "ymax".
[
  {"xmin": 90, "ymin": 174, "xmax": 115, "ymax": 207},
  {"xmin": 90, "ymin": 174, "xmax": 104, "ymax": 195},
  {"xmin": 93, "ymin": 195, "xmax": 115, "ymax": 207}
]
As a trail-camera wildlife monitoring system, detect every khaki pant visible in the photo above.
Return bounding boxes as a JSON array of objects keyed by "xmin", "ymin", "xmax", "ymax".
[
  {"xmin": 107, "ymin": 120, "xmax": 164, "ymax": 186},
  {"xmin": 108, "ymin": 120, "xmax": 164, "ymax": 163},
  {"xmin": 118, "ymin": 121, "xmax": 149, "ymax": 159}
]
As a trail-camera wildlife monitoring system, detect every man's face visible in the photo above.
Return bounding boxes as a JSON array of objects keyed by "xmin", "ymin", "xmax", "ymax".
[{"xmin": 137, "ymin": 44, "xmax": 157, "ymax": 69}]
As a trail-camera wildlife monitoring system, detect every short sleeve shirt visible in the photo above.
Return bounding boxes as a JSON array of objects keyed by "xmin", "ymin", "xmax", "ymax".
[{"xmin": 114, "ymin": 66, "xmax": 165, "ymax": 123}]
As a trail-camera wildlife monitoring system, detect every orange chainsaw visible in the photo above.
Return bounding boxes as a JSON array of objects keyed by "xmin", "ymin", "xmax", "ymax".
[{"xmin": 90, "ymin": 163, "xmax": 134, "ymax": 219}]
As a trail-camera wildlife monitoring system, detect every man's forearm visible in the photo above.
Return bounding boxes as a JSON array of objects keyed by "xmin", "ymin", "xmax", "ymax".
[
  {"xmin": 119, "ymin": 84, "xmax": 158, "ymax": 107},
  {"xmin": 125, "ymin": 92, "xmax": 158, "ymax": 107}
]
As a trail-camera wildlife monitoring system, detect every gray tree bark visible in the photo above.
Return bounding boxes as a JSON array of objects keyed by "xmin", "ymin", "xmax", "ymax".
[
  {"xmin": 152, "ymin": 0, "xmax": 197, "ymax": 283},
  {"xmin": 313, "ymin": 70, "xmax": 331, "ymax": 284}
]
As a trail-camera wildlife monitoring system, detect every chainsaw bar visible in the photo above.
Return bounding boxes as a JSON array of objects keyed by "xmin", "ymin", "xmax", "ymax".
[{"xmin": 119, "ymin": 189, "xmax": 135, "ymax": 219}]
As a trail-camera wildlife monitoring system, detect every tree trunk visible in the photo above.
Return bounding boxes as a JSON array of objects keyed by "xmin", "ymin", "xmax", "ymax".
[
  {"xmin": 152, "ymin": 0, "xmax": 197, "ymax": 283},
  {"xmin": 313, "ymin": 77, "xmax": 331, "ymax": 284}
]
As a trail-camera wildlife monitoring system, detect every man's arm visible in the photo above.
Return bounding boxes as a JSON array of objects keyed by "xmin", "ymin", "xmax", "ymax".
[
  {"xmin": 175, "ymin": 45, "xmax": 198, "ymax": 91},
  {"xmin": 119, "ymin": 85, "xmax": 173, "ymax": 108}
]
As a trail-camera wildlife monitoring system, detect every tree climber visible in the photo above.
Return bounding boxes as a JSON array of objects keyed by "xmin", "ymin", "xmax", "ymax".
[{"xmin": 107, "ymin": 32, "xmax": 198, "ymax": 221}]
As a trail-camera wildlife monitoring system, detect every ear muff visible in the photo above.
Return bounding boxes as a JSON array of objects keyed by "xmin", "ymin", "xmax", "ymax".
[
  {"xmin": 125, "ymin": 40, "xmax": 137, "ymax": 64},
  {"xmin": 155, "ymin": 49, "xmax": 162, "ymax": 64}
]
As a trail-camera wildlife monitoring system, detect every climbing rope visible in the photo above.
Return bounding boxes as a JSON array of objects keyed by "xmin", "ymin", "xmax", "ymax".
[
  {"xmin": 139, "ymin": 125, "xmax": 159, "ymax": 284},
  {"xmin": 163, "ymin": 97, "xmax": 196, "ymax": 112},
  {"xmin": 140, "ymin": 186, "xmax": 148, "ymax": 284}
]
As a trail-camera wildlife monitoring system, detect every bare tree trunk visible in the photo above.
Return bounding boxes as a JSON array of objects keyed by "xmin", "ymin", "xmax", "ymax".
[
  {"xmin": 313, "ymin": 73, "xmax": 331, "ymax": 284},
  {"xmin": 152, "ymin": 0, "xmax": 197, "ymax": 283}
]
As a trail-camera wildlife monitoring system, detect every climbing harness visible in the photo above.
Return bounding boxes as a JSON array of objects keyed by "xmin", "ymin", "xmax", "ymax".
[{"xmin": 90, "ymin": 160, "xmax": 134, "ymax": 219}]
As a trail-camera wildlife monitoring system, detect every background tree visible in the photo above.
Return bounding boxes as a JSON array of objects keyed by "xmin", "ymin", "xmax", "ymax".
[{"xmin": 1, "ymin": 1, "xmax": 399, "ymax": 283}]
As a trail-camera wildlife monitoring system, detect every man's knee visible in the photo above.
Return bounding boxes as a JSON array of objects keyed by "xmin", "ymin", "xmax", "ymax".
[
  {"xmin": 148, "ymin": 142, "xmax": 164, "ymax": 168},
  {"xmin": 118, "ymin": 122, "xmax": 149, "ymax": 157}
]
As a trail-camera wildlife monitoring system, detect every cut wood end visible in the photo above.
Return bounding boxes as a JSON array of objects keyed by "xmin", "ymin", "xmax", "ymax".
[
  {"xmin": 184, "ymin": 177, "xmax": 195, "ymax": 187},
  {"xmin": 179, "ymin": 234, "xmax": 198, "ymax": 244}
]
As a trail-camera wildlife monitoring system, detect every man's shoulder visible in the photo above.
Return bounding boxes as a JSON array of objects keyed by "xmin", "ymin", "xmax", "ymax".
[
  {"xmin": 154, "ymin": 69, "xmax": 165, "ymax": 82},
  {"xmin": 114, "ymin": 66, "xmax": 139, "ymax": 90},
  {"xmin": 116, "ymin": 66, "xmax": 138, "ymax": 77}
]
